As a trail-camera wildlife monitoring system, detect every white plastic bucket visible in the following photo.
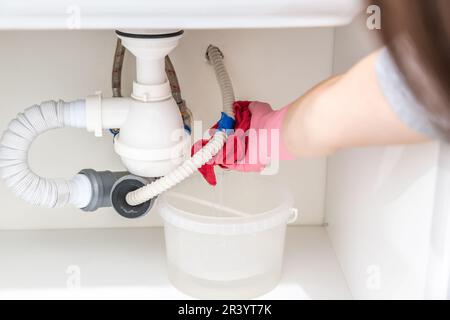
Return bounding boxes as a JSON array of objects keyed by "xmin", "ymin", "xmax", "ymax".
[{"xmin": 158, "ymin": 172, "xmax": 297, "ymax": 299}]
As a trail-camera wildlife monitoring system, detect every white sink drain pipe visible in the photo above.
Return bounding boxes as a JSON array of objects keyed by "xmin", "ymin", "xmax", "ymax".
[
  {"xmin": 0, "ymin": 32, "xmax": 235, "ymax": 214},
  {"xmin": 125, "ymin": 45, "xmax": 236, "ymax": 206}
]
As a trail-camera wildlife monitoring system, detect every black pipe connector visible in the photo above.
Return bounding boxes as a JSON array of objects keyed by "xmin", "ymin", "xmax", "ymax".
[
  {"xmin": 78, "ymin": 169, "xmax": 156, "ymax": 219},
  {"xmin": 110, "ymin": 175, "xmax": 156, "ymax": 219}
]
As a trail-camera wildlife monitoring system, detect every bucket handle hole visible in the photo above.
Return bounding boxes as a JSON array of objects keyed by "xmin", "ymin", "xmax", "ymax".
[{"xmin": 287, "ymin": 208, "xmax": 299, "ymax": 224}]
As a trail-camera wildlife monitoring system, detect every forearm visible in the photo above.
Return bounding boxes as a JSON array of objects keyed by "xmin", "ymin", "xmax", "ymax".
[
  {"xmin": 282, "ymin": 51, "xmax": 428, "ymax": 157},
  {"xmin": 282, "ymin": 75, "xmax": 342, "ymax": 157}
]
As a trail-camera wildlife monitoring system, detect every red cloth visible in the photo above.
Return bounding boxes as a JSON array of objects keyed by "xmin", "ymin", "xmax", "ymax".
[{"xmin": 191, "ymin": 101, "xmax": 252, "ymax": 185}]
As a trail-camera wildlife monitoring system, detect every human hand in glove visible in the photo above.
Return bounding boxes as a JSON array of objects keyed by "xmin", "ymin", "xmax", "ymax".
[{"xmin": 192, "ymin": 101, "xmax": 295, "ymax": 185}]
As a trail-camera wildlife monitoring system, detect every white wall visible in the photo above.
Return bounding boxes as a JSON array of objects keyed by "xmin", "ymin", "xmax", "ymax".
[
  {"xmin": 326, "ymin": 15, "xmax": 450, "ymax": 299},
  {"xmin": 0, "ymin": 29, "xmax": 333, "ymax": 229}
]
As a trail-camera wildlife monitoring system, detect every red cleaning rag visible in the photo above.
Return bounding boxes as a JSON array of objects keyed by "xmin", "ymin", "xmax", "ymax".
[{"xmin": 191, "ymin": 101, "xmax": 252, "ymax": 186}]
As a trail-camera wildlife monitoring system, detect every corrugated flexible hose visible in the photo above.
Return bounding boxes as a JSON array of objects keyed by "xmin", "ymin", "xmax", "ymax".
[{"xmin": 0, "ymin": 100, "xmax": 90, "ymax": 208}]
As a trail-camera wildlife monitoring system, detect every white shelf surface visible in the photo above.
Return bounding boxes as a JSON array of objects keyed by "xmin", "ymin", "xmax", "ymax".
[{"xmin": 0, "ymin": 226, "xmax": 350, "ymax": 299}]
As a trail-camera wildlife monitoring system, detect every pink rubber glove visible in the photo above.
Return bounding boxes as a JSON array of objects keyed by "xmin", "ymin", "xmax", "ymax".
[{"xmin": 218, "ymin": 101, "xmax": 295, "ymax": 172}]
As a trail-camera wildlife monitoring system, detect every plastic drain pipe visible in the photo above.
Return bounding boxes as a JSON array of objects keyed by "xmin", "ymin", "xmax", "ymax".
[
  {"xmin": 125, "ymin": 45, "xmax": 235, "ymax": 206},
  {"xmin": 0, "ymin": 100, "xmax": 91, "ymax": 208}
]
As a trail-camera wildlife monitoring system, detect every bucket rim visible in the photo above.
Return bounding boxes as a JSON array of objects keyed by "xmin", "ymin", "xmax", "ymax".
[{"xmin": 157, "ymin": 176, "xmax": 294, "ymax": 235}]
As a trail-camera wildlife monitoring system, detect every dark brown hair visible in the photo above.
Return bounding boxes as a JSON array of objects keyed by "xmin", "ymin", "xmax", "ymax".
[{"xmin": 372, "ymin": 0, "xmax": 450, "ymax": 137}]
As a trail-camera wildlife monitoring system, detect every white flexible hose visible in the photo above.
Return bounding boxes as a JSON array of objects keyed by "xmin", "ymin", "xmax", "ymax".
[
  {"xmin": 0, "ymin": 99, "xmax": 91, "ymax": 208},
  {"xmin": 126, "ymin": 45, "xmax": 235, "ymax": 206}
]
